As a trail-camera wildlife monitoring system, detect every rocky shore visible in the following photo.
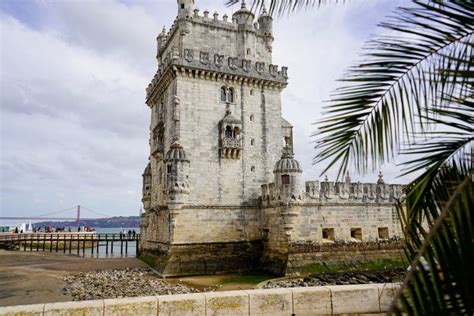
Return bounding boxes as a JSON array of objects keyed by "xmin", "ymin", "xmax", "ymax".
[
  {"xmin": 262, "ymin": 269, "xmax": 404, "ymax": 289},
  {"xmin": 63, "ymin": 267, "xmax": 405, "ymax": 301},
  {"xmin": 63, "ymin": 268, "xmax": 198, "ymax": 301}
]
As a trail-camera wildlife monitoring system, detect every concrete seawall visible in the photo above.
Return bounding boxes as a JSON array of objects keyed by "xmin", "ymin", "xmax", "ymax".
[{"xmin": 0, "ymin": 283, "xmax": 399, "ymax": 315}]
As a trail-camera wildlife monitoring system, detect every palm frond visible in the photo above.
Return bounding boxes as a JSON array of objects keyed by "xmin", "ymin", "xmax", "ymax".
[
  {"xmin": 390, "ymin": 171, "xmax": 474, "ymax": 314},
  {"xmin": 313, "ymin": 0, "xmax": 474, "ymax": 179}
]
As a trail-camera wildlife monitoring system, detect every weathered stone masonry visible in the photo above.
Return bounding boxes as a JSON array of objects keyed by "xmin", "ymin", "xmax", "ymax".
[{"xmin": 140, "ymin": 0, "xmax": 405, "ymax": 276}]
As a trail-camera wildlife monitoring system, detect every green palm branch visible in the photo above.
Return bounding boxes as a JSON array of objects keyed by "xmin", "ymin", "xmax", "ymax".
[{"xmin": 226, "ymin": 0, "xmax": 474, "ymax": 313}]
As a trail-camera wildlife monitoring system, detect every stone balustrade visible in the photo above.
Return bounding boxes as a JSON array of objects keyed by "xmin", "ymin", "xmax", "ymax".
[{"xmin": 0, "ymin": 283, "xmax": 399, "ymax": 315}]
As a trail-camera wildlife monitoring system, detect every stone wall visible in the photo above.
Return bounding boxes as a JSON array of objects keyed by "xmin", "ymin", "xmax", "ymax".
[
  {"xmin": 260, "ymin": 201, "xmax": 403, "ymax": 275},
  {"xmin": 0, "ymin": 283, "xmax": 400, "ymax": 315},
  {"xmin": 176, "ymin": 74, "xmax": 284, "ymax": 206},
  {"xmin": 141, "ymin": 206, "xmax": 263, "ymax": 276}
]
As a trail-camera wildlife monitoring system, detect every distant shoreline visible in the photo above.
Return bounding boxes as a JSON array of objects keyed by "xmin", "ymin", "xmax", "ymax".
[{"xmin": 31, "ymin": 216, "xmax": 140, "ymax": 228}]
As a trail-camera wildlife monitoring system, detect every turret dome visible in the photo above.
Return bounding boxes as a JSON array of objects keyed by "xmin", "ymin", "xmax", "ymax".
[
  {"xmin": 274, "ymin": 148, "xmax": 302, "ymax": 173},
  {"xmin": 232, "ymin": 0, "xmax": 255, "ymax": 26},
  {"xmin": 165, "ymin": 142, "xmax": 189, "ymax": 162}
]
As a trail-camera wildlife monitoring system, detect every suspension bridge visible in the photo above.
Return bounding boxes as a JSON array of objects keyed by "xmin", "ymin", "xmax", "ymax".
[
  {"xmin": 0, "ymin": 205, "xmax": 117, "ymax": 227},
  {"xmin": 0, "ymin": 205, "xmax": 141, "ymax": 257}
]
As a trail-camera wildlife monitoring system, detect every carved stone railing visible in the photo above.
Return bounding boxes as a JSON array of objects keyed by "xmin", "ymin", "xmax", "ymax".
[
  {"xmin": 222, "ymin": 137, "xmax": 241, "ymax": 149},
  {"xmin": 221, "ymin": 137, "xmax": 242, "ymax": 159}
]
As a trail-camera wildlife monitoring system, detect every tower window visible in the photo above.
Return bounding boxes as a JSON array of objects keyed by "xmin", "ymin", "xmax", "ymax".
[
  {"xmin": 378, "ymin": 227, "xmax": 389, "ymax": 240},
  {"xmin": 246, "ymin": 48, "xmax": 251, "ymax": 55},
  {"xmin": 351, "ymin": 228, "xmax": 362, "ymax": 241},
  {"xmin": 227, "ymin": 88, "xmax": 234, "ymax": 103},
  {"xmin": 220, "ymin": 86, "xmax": 235, "ymax": 103},
  {"xmin": 181, "ymin": 4, "xmax": 185, "ymax": 9},
  {"xmin": 167, "ymin": 164, "xmax": 172, "ymax": 174},
  {"xmin": 225, "ymin": 126, "xmax": 233, "ymax": 138},
  {"xmin": 281, "ymin": 174, "xmax": 290, "ymax": 185},
  {"xmin": 220, "ymin": 87, "xmax": 226, "ymax": 102},
  {"xmin": 251, "ymin": 166, "xmax": 255, "ymax": 172},
  {"xmin": 250, "ymin": 89, "xmax": 254, "ymax": 96},
  {"xmin": 251, "ymin": 138, "xmax": 255, "ymax": 146},
  {"xmin": 250, "ymin": 114, "xmax": 254, "ymax": 121},
  {"xmin": 322, "ymin": 228, "xmax": 335, "ymax": 241}
]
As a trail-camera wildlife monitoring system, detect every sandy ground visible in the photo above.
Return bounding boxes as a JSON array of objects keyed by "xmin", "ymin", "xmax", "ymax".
[
  {"xmin": 0, "ymin": 250, "xmax": 147, "ymax": 307},
  {"xmin": 0, "ymin": 250, "xmax": 269, "ymax": 307}
]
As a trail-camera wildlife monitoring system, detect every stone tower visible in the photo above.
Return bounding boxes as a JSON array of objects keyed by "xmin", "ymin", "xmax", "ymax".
[{"xmin": 140, "ymin": 0, "xmax": 291, "ymax": 276}]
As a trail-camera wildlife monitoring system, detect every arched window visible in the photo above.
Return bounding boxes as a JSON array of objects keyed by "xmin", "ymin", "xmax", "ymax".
[
  {"xmin": 233, "ymin": 127, "xmax": 240, "ymax": 138},
  {"xmin": 251, "ymin": 139, "xmax": 255, "ymax": 146},
  {"xmin": 225, "ymin": 126, "xmax": 233, "ymax": 138},
  {"xmin": 227, "ymin": 88, "xmax": 234, "ymax": 103},
  {"xmin": 249, "ymin": 114, "xmax": 254, "ymax": 122},
  {"xmin": 220, "ymin": 87, "xmax": 226, "ymax": 102}
]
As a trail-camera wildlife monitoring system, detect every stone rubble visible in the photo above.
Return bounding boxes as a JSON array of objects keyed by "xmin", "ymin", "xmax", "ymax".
[
  {"xmin": 263, "ymin": 269, "xmax": 404, "ymax": 289},
  {"xmin": 63, "ymin": 268, "xmax": 198, "ymax": 301}
]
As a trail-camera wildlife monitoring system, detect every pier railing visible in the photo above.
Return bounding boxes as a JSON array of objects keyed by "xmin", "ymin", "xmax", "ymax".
[{"xmin": 0, "ymin": 233, "xmax": 140, "ymax": 257}]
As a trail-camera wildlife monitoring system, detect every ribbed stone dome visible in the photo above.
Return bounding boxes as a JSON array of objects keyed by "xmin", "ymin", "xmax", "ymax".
[
  {"xmin": 232, "ymin": 0, "xmax": 254, "ymax": 24},
  {"xmin": 143, "ymin": 162, "xmax": 151, "ymax": 176},
  {"xmin": 165, "ymin": 142, "xmax": 189, "ymax": 162},
  {"xmin": 274, "ymin": 151, "xmax": 302, "ymax": 173}
]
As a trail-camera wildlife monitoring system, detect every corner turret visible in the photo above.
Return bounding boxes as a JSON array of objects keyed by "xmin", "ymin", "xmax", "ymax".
[
  {"xmin": 142, "ymin": 162, "xmax": 152, "ymax": 210},
  {"xmin": 156, "ymin": 26, "xmax": 167, "ymax": 58},
  {"xmin": 274, "ymin": 146, "xmax": 303, "ymax": 203},
  {"xmin": 177, "ymin": 0, "xmax": 194, "ymax": 18},
  {"xmin": 165, "ymin": 142, "xmax": 190, "ymax": 207},
  {"xmin": 258, "ymin": 5, "xmax": 273, "ymax": 36},
  {"xmin": 232, "ymin": 0, "xmax": 255, "ymax": 28}
]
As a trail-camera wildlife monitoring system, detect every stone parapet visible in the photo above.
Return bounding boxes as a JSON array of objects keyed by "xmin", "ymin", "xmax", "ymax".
[
  {"xmin": 0, "ymin": 283, "xmax": 400, "ymax": 315},
  {"xmin": 261, "ymin": 178, "xmax": 405, "ymax": 207}
]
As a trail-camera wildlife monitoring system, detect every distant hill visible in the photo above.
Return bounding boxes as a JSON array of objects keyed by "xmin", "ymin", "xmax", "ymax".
[{"xmin": 34, "ymin": 216, "xmax": 140, "ymax": 228}]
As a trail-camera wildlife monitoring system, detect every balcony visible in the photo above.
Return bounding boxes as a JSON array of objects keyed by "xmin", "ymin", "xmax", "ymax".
[{"xmin": 221, "ymin": 137, "xmax": 242, "ymax": 159}]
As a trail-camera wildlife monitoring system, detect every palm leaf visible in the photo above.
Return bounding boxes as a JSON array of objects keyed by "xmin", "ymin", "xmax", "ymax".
[
  {"xmin": 390, "ymin": 172, "xmax": 473, "ymax": 314},
  {"xmin": 313, "ymin": 0, "xmax": 473, "ymax": 179}
]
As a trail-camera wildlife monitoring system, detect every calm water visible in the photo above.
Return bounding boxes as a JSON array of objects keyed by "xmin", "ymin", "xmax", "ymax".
[
  {"xmin": 1, "ymin": 223, "xmax": 141, "ymax": 258},
  {"xmin": 82, "ymin": 227, "xmax": 140, "ymax": 259}
]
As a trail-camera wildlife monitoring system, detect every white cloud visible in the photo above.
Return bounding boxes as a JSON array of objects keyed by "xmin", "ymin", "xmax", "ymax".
[{"xmin": 1, "ymin": 0, "xmax": 413, "ymax": 218}]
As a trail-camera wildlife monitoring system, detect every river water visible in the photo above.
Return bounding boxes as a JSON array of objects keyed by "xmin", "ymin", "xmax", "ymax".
[{"xmin": 81, "ymin": 227, "xmax": 140, "ymax": 259}]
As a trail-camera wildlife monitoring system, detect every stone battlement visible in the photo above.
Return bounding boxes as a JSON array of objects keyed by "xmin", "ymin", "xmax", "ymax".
[
  {"xmin": 146, "ymin": 51, "xmax": 288, "ymax": 100},
  {"xmin": 261, "ymin": 173, "xmax": 405, "ymax": 206}
]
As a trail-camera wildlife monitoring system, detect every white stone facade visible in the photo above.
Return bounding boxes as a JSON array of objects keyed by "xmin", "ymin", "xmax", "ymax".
[{"xmin": 140, "ymin": 0, "xmax": 404, "ymax": 276}]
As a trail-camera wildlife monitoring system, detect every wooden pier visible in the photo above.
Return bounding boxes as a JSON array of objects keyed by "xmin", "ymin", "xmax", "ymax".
[{"xmin": 0, "ymin": 233, "xmax": 140, "ymax": 257}]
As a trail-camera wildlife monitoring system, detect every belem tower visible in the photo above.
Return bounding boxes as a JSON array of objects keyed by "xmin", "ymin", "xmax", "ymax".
[{"xmin": 140, "ymin": 0, "xmax": 405, "ymax": 276}]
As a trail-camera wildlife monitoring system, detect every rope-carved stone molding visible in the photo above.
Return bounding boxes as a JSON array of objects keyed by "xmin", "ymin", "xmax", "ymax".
[{"xmin": 146, "ymin": 49, "xmax": 288, "ymax": 101}]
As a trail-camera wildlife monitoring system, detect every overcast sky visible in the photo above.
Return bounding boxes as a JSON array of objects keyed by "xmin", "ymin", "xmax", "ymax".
[{"xmin": 0, "ymin": 0, "xmax": 412, "ymax": 218}]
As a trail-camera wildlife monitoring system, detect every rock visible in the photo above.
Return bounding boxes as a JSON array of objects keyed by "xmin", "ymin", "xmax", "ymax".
[{"xmin": 63, "ymin": 268, "xmax": 198, "ymax": 301}]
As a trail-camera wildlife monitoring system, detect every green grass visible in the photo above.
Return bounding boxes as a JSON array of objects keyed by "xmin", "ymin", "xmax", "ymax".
[
  {"xmin": 219, "ymin": 274, "xmax": 275, "ymax": 285},
  {"xmin": 291, "ymin": 257, "xmax": 406, "ymax": 275}
]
